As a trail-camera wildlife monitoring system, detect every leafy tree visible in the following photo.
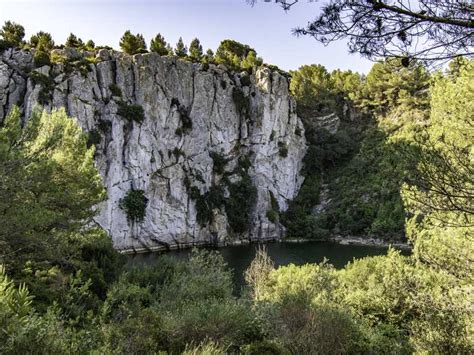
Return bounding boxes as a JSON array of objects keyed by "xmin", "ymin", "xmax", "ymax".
[
  {"xmin": 65, "ymin": 33, "xmax": 84, "ymax": 48},
  {"xmin": 289, "ymin": 64, "xmax": 334, "ymax": 117},
  {"xmin": 357, "ymin": 58, "xmax": 430, "ymax": 114},
  {"xmin": 85, "ymin": 39, "xmax": 95, "ymax": 50},
  {"xmin": 29, "ymin": 31, "xmax": 54, "ymax": 51},
  {"xmin": 241, "ymin": 50, "xmax": 263, "ymax": 69},
  {"xmin": 215, "ymin": 39, "xmax": 260, "ymax": 69},
  {"xmin": 119, "ymin": 30, "xmax": 147, "ymax": 55},
  {"xmin": 174, "ymin": 37, "xmax": 188, "ymax": 57},
  {"xmin": 0, "ymin": 21, "xmax": 25, "ymax": 49},
  {"xmin": 150, "ymin": 33, "xmax": 169, "ymax": 55},
  {"xmin": 206, "ymin": 48, "xmax": 214, "ymax": 59},
  {"xmin": 251, "ymin": 0, "xmax": 474, "ymax": 65},
  {"xmin": 403, "ymin": 59, "xmax": 474, "ymax": 282},
  {"xmin": 0, "ymin": 107, "xmax": 106, "ymax": 277},
  {"xmin": 339, "ymin": 250, "xmax": 472, "ymax": 352},
  {"xmin": 330, "ymin": 69, "xmax": 362, "ymax": 100},
  {"xmin": 188, "ymin": 37, "xmax": 203, "ymax": 61}
]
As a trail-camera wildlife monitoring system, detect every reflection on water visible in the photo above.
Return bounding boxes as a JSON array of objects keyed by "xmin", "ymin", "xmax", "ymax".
[{"xmin": 126, "ymin": 241, "xmax": 409, "ymax": 292}]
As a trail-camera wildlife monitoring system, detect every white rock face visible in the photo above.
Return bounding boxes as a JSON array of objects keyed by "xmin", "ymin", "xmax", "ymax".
[{"xmin": 0, "ymin": 48, "xmax": 307, "ymax": 251}]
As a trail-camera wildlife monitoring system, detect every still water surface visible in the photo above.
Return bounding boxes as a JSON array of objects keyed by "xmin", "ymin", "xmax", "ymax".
[{"xmin": 126, "ymin": 241, "xmax": 407, "ymax": 291}]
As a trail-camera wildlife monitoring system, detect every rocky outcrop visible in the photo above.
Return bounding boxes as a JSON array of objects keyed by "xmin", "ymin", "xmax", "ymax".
[
  {"xmin": 308, "ymin": 112, "xmax": 340, "ymax": 134},
  {"xmin": 0, "ymin": 48, "xmax": 306, "ymax": 252}
]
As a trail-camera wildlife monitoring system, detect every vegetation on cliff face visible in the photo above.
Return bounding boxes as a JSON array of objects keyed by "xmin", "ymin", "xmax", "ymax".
[{"xmin": 284, "ymin": 58, "xmax": 434, "ymax": 241}]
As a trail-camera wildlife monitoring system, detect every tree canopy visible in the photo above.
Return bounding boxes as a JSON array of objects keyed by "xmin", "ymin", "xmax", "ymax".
[
  {"xmin": 250, "ymin": 0, "xmax": 473, "ymax": 65},
  {"xmin": 0, "ymin": 21, "xmax": 25, "ymax": 50},
  {"xmin": 150, "ymin": 33, "xmax": 170, "ymax": 55},
  {"xmin": 119, "ymin": 30, "xmax": 147, "ymax": 55},
  {"xmin": 189, "ymin": 38, "xmax": 203, "ymax": 61},
  {"xmin": 215, "ymin": 39, "xmax": 263, "ymax": 69},
  {"xmin": 174, "ymin": 37, "xmax": 188, "ymax": 57}
]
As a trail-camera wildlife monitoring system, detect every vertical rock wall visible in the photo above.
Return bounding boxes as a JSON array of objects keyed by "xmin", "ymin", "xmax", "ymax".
[{"xmin": 0, "ymin": 48, "xmax": 307, "ymax": 251}]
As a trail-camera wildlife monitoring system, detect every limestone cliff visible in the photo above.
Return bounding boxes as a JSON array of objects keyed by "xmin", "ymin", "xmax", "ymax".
[{"xmin": 0, "ymin": 48, "xmax": 306, "ymax": 251}]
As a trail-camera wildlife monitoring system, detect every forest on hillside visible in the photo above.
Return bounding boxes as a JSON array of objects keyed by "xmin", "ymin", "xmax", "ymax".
[{"xmin": 0, "ymin": 15, "xmax": 473, "ymax": 354}]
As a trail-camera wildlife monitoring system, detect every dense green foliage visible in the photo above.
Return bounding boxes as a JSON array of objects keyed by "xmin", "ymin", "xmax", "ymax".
[
  {"xmin": 119, "ymin": 189, "xmax": 148, "ymax": 223},
  {"xmin": 174, "ymin": 37, "xmax": 188, "ymax": 58},
  {"xmin": 29, "ymin": 31, "xmax": 55, "ymax": 51},
  {"xmin": 117, "ymin": 101, "xmax": 145, "ymax": 123},
  {"xmin": 150, "ymin": 33, "xmax": 170, "ymax": 55},
  {"xmin": 215, "ymin": 39, "xmax": 263, "ymax": 70},
  {"xmin": 108, "ymin": 83, "xmax": 122, "ymax": 97},
  {"xmin": 0, "ymin": 21, "xmax": 25, "ymax": 50},
  {"xmin": 284, "ymin": 59, "xmax": 433, "ymax": 241},
  {"xmin": 0, "ymin": 20, "xmax": 270, "ymax": 74},
  {"xmin": 28, "ymin": 71, "xmax": 55, "ymax": 104},
  {"xmin": 189, "ymin": 37, "xmax": 203, "ymax": 61},
  {"xmin": 65, "ymin": 33, "xmax": 84, "ymax": 48},
  {"xmin": 119, "ymin": 30, "xmax": 147, "ymax": 55},
  {"xmin": 0, "ymin": 108, "xmax": 122, "ymax": 316}
]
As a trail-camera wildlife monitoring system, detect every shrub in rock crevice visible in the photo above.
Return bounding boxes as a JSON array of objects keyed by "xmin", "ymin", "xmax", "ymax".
[{"xmin": 120, "ymin": 189, "xmax": 148, "ymax": 223}]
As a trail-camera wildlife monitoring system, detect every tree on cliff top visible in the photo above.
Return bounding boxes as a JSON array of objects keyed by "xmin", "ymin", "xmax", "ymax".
[
  {"xmin": 150, "ymin": 33, "xmax": 170, "ymax": 55},
  {"xmin": 0, "ymin": 21, "xmax": 25, "ymax": 50},
  {"xmin": 119, "ymin": 30, "xmax": 147, "ymax": 55},
  {"xmin": 215, "ymin": 39, "xmax": 263, "ymax": 69},
  {"xmin": 65, "ymin": 33, "xmax": 84, "ymax": 48},
  {"xmin": 174, "ymin": 37, "xmax": 188, "ymax": 57},
  {"xmin": 29, "ymin": 31, "xmax": 55, "ymax": 51},
  {"xmin": 189, "ymin": 38, "xmax": 203, "ymax": 61},
  {"xmin": 249, "ymin": 0, "xmax": 473, "ymax": 65}
]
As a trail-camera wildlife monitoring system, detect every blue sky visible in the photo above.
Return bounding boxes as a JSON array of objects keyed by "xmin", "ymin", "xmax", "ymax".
[{"xmin": 0, "ymin": 0, "xmax": 373, "ymax": 73}]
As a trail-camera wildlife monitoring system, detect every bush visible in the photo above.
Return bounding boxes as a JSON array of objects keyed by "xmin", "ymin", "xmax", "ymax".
[
  {"xmin": 119, "ymin": 189, "xmax": 148, "ymax": 223},
  {"xmin": 156, "ymin": 250, "xmax": 264, "ymax": 352},
  {"xmin": 117, "ymin": 101, "xmax": 145, "ymax": 123},
  {"xmin": 193, "ymin": 185, "xmax": 225, "ymax": 226},
  {"xmin": 33, "ymin": 50, "xmax": 51, "ymax": 67},
  {"xmin": 108, "ymin": 83, "xmax": 122, "ymax": 97},
  {"xmin": 225, "ymin": 174, "xmax": 257, "ymax": 234},
  {"xmin": 86, "ymin": 129, "xmax": 101, "ymax": 147},
  {"xmin": 277, "ymin": 142, "xmax": 288, "ymax": 158},
  {"xmin": 210, "ymin": 152, "xmax": 228, "ymax": 175},
  {"xmin": 266, "ymin": 209, "xmax": 278, "ymax": 223},
  {"xmin": 28, "ymin": 71, "xmax": 54, "ymax": 105},
  {"xmin": 171, "ymin": 98, "xmax": 192, "ymax": 133},
  {"xmin": 72, "ymin": 229, "xmax": 125, "ymax": 299},
  {"xmin": 97, "ymin": 119, "xmax": 112, "ymax": 133},
  {"xmin": 183, "ymin": 341, "xmax": 227, "ymax": 355},
  {"xmin": 268, "ymin": 303, "xmax": 360, "ymax": 355},
  {"xmin": 122, "ymin": 257, "xmax": 177, "ymax": 294},
  {"xmin": 101, "ymin": 308, "xmax": 165, "ymax": 354},
  {"xmin": 232, "ymin": 87, "xmax": 251, "ymax": 120},
  {"xmin": 240, "ymin": 74, "xmax": 251, "ymax": 87}
]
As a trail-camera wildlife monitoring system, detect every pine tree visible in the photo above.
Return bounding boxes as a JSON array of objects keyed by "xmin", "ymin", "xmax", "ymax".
[
  {"xmin": 241, "ymin": 50, "xmax": 262, "ymax": 69},
  {"xmin": 119, "ymin": 30, "xmax": 147, "ymax": 55},
  {"xmin": 65, "ymin": 33, "xmax": 84, "ymax": 48},
  {"xmin": 174, "ymin": 37, "xmax": 188, "ymax": 58},
  {"xmin": 206, "ymin": 49, "xmax": 214, "ymax": 60},
  {"xmin": 29, "ymin": 31, "xmax": 54, "ymax": 51},
  {"xmin": 0, "ymin": 107, "xmax": 106, "ymax": 273},
  {"xmin": 189, "ymin": 38, "xmax": 203, "ymax": 61},
  {"xmin": 0, "ymin": 21, "xmax": 25, "ymax": 48},
  {"xmin": 150, "ymin": 33, "xmax": 169, "ymax": 55},
  {"xmin": 85, "ymin": 40, "xmax": 95, "ymax": 51}
]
